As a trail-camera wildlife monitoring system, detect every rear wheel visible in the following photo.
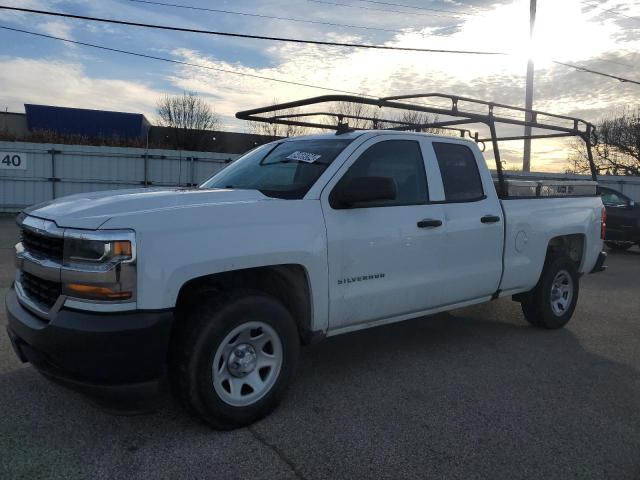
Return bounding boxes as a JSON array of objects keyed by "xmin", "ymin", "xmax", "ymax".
[
  {"xmin": 520, "ymin": 256, "xmax": 579, "ymax": 329},
  {"xmin": 605, "ymin": 241, "xmax": 633, "ymax": 251},
  {"xmin": 170, "ymin": 290, "xmax": 300, "ymax": 429}
]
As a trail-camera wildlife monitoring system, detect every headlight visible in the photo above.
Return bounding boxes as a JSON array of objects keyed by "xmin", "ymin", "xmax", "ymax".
[
  {"xmin": 62, "ymin": 229, "xmax": 136, "ymax": 302},
  {"xmin": 63, "ymin": 230, "xmax": 135, "ymax": 264},
  {"xmin": 64, "ymin": 237, "xmax": 133, "ymax": 263}
]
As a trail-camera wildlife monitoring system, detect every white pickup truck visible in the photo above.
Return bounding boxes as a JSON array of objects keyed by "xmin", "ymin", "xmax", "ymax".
[{"xmin": 6, "ymin": 98, "xmax": 607, "ymax": 429}]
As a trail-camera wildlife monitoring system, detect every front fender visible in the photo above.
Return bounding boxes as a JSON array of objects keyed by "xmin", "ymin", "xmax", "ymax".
[{"xmin": 100, "ymin": 200, "xmax": 330, "ymax": 332}]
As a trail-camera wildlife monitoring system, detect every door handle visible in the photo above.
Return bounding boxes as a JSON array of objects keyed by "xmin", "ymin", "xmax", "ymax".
[
  {"xmin": 417, "ymin": 219, "xmax": 443, "ymax": 228},
  {"xmin": 481, "ymin": 215, "xmax": 501, "ymax": 223}
]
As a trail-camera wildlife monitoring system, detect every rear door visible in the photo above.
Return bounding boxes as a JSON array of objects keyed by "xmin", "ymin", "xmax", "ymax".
[
  {"xmin": 425, "ymin": 140, "xmax": 504, "ymax": 305},
  {"xmin": 321, "ymin": 135, "xmax": 446, "ymax": 330}
]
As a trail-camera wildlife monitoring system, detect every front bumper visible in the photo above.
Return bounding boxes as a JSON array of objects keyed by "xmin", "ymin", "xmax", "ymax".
[
  {"xmin": 590, "ymin": 251, "xmax": 607, "ymax": 274},
  {"xmin": 5, "ymin": 287, "xmax": 173, "ymax": 411}
]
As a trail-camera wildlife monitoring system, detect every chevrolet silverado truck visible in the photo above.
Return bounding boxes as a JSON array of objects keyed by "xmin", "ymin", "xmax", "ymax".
[{"xmin": 6, "ymin": 95, "xmax": 607, "ymax": 429}]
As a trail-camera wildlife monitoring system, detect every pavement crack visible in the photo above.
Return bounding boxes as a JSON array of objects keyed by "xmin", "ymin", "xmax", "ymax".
[{"xmin": 248, "ymin": 426, "xmax": 308, "ymax": 480}]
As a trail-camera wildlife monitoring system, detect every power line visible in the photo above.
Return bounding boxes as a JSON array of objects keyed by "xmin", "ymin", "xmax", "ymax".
[
  {"xmin": 126, "ymin": 0, "xmax": 423, "ymax": 36},
  {"xmin": 0, "ymin": 24, "xmax": 496, "ymax": 117},
  {"xmin": 3, "ymin": 12, "xmax": 637, "ymax": 99},
  {"xmin": 0, "ymin": 24, "xmax": 470, "ymax": 115},
  {"xmin": 3, "ymin": 24, "xmax": 502, "ymax": 128},
  {"xmin": 0, "ymin": 5, "xmax": 506, "ymax": 55},
  {"xmin": 553, "ymin": 61, "xmax": 640, "ymax": 86},
  {"xmin": 0, "ymin": 25, "xmax": 375, "ymax": 96},
  {"xmin": 305, "ymin": 0, "xmax": 465, "ymax": 19},
  {"xmin": 6, "ymin": 25, "xmax": 631, "ymax": 126},
  {"xmin": 350, "ymin": 0, "xmax": 476, "ymax": 16}
]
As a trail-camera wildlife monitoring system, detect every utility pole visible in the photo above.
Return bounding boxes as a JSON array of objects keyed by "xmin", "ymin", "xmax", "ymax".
[{"xmin": 523, "ymin": 0, "xmax": 536, "ymax": 172}]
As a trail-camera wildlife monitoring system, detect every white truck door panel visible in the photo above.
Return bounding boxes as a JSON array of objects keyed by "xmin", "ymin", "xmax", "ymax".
[
  {"xmin": 322, "ymin": 137, "xmax": 446, "ymax": 329},
  {"xmin": 438, "ymin": 201, "xmax": 503, "ymax": 303},
  {"xmin": 425, "ymin": 140, "xmax": 503, "ymax": 304}
]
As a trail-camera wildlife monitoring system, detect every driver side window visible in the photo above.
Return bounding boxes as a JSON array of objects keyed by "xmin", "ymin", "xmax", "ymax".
[{"xmin": 335, "ymin": 140, "xmax": 428, "ymax": 207}]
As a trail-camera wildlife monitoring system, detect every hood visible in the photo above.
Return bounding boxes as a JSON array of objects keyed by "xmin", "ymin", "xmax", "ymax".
[{"xmin": 24, "ymin": 187, "xmax": 270, "ymax": 229}]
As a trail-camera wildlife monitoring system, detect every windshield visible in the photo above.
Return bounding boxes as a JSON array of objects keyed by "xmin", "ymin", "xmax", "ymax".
[{"xmin": 200, "ymin": 138, "xmax": 354, "ymax": 199}]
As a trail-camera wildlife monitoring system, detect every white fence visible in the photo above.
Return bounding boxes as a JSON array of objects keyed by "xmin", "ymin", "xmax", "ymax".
[
  {"xmin": 2, "ymin": 141, "xmax": 639, "ymax": 212},
  {"xmin": 0, "ymin": 141, "xmax": 239, "ymax": 212}
]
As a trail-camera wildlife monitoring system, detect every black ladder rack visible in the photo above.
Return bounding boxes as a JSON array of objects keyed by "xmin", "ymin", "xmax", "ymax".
[{"xmin": 236, "ymin": 93, "xmax": 598, "ymax": 196}]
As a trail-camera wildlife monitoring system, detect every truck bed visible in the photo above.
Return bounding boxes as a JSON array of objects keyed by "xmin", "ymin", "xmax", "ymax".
[{"xmin": 498, "ymin": 194, "xmax": 603, "ymax": 296}]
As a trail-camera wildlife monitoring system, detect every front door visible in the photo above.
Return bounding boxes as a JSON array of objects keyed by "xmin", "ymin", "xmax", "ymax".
[{"xmin": 322, "ymin": 136, "xmax": 447, "ymax": 330}]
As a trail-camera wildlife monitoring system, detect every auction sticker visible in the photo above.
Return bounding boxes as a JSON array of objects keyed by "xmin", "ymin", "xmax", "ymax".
[{"xmin": 285, "ymin": 151, "xmax": 321, "ymax": 163}]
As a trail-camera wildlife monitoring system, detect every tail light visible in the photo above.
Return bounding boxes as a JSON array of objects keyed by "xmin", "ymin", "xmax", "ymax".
[{"xmin": 601, "ymin": 207, "xmax": 607, "ymax": 240}]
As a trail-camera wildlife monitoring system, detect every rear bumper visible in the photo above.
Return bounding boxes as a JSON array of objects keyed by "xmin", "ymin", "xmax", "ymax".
[
  {"xmin": 605, "ymin": 227, "xmax": 640, "ymax": 243},
  {"xmin": 5, "ymin": 287, "xmax": 173, "ymax": 411},
  {"xmin": 590, "ymin": 251, "xmax": 607, "ymax": 274}
]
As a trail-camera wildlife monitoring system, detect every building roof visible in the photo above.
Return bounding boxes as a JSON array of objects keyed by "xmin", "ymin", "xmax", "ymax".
[{"xmin": 25, "ymin": 104, "xmax": 150, "ymax": 139}]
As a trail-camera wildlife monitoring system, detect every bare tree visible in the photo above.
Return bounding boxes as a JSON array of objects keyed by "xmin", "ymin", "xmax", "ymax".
[
  {"xmin": 245, "ymin": 100, "xmax": 453, "ymax": 136},
  {"xmin": 391, "ymin": 111, "xmax": 446, "ymax": 134},
  {"xmin": 246, "ymin": 100, "xmax": 311, "ymax": 138},
  {"xmin": 567, "ymin": 108, "xmax": 640, "ymax": 176},
  {"xmin": 327, "ymin": 101, "xmax": 381, "ymax": 129},
  {"xmin": 328, "ymin": 103, "xmax": 447, "ymax": 132},
  {"xmin": 157, "ymin": 92, "xmax": 220, "ymax": 150}
]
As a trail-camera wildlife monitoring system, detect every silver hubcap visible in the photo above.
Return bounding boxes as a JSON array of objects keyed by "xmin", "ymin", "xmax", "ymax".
[
  {"xmin": 212, "ymin": 321, "xmax": 283, "ymax": 407},
  {"xmin": 550, "ymin": 270, "xmax": 573, "ymax": 316}
]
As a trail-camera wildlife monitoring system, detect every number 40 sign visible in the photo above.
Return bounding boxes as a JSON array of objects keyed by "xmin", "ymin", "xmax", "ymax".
[{"xmin": 0, "ymin": 152, "xmax": 27, "ymax": 170}]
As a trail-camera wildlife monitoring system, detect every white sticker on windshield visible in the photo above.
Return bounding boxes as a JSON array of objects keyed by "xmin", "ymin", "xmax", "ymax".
[{"xmin": 286, "ymin": 151, "xmax": 322, "ymax": 163}]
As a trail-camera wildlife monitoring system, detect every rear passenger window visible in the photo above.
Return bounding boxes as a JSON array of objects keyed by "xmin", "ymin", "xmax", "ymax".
[
  {"xmin": 433, "ymin": 142, "xmax": 484, "ymax": 201},
  {"xmin": 338, "ymin": 140, "xmax": 428, "ymax": 207}
]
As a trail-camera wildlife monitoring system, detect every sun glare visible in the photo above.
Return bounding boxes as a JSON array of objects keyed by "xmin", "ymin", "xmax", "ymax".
[{"xmin": 449, "ymin": 0, "xmax": 626, "ymax": 69}]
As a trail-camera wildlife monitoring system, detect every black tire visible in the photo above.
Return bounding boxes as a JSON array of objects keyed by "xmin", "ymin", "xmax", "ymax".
[
  {"xmin": 169, "ymin": 290, "xmax": 300, "ymax": 429},
  {"xmin": 520, "ymin": 256, "xmax": 579, "ymax": 329},
  {"xmin": 605, "ymin": 241, "xmax": 633, "ymax": 251}
]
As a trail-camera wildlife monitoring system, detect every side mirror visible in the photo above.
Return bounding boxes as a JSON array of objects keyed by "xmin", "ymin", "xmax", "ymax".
[{"xmin": 331, "ymin": 176, "xmax": 397, "ymax": 208}]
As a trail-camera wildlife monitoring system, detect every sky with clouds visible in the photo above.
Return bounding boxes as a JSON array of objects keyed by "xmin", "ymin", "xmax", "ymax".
[{"xmin": 0, "ymin": 0, "xmax": 639, "ymax": 170}]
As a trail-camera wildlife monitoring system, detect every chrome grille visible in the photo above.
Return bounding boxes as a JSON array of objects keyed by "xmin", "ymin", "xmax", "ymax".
[
  {"xmin": 21, "ymin": 228, "xmax": 64, "ymax": 262},
  {"xmin": 20, "ymin": 271, "xmax": 62, "ymax": 310}
]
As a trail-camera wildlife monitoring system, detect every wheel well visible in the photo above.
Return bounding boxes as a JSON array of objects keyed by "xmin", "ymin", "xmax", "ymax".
[
  {"xmin": 546, "ymin": 234, "xmax": 585, "ymax": 269},
  {"xmin": 174, "ymin": 265, "xmax": 314, "ymax": 343}
]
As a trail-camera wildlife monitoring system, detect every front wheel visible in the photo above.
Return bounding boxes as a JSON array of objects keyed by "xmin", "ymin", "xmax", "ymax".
[
  {"xmin": 170, "ymin": 291, "xmax": 300, "ymax": 429},
  {"xmin": 520, "ymin": 256, "xmax": 579, "ymax": 329}
]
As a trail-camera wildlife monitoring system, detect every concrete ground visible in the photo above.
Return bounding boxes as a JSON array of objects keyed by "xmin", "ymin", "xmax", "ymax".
[{"xmin": 0, "ymin": 213, "xmax": 639, "ymax": 480}]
